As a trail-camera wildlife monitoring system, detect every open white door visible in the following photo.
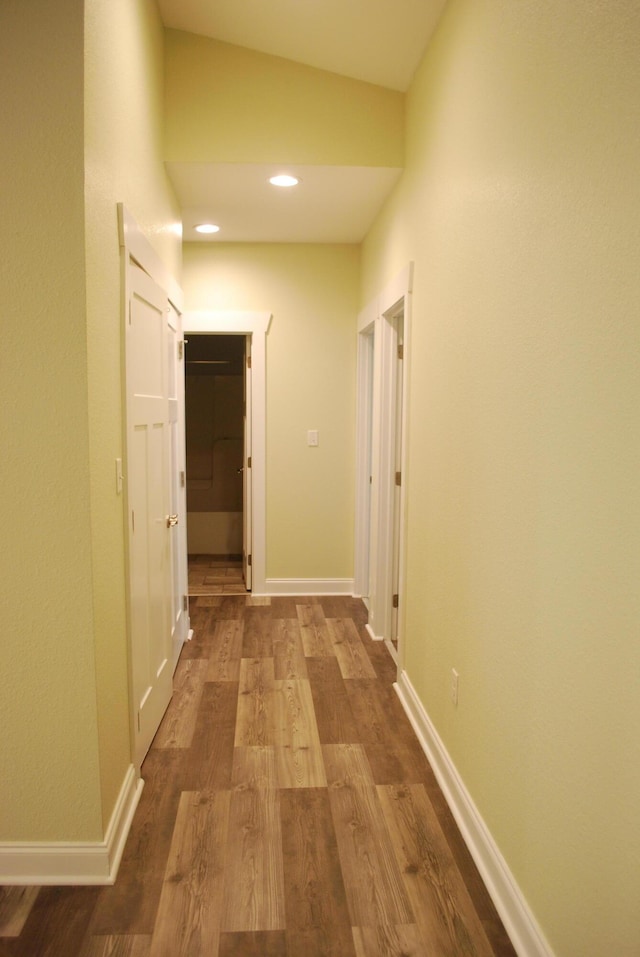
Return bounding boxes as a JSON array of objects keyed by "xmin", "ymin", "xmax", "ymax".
[
  {"xmin": 125, "ymin": 261, "xmax": 173, "ymax": 766},
  {"xmin": 243, "ymin": 336, "xmax": 253, "ymax": 591},
  {"xmin": 390, "ymin": 312, "xmax": 405, "ymax": 648},
  {"xmin": 167, "ymin": 303, "xmax": 190, "ymax": 668}
]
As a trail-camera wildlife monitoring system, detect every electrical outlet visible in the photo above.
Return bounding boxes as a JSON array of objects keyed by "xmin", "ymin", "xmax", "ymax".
[{"xmin": 451, "ymin": 669, "xmax": 459, "ymax": 707}]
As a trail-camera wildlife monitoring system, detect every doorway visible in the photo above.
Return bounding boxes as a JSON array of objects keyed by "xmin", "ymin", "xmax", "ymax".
[
  {"xmin": 184, "ymin": 334, "xmax": 247, "ymax": 593},
  {"xmin": 354, "ymin": 265, "xmax": 412, "ymax": 666},
  {"xmin": 181, "ymin": 309, "xmax": 271, "ymax": 596}
]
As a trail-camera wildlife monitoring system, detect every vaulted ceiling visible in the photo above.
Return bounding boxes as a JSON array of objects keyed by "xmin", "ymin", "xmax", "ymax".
[{"xmin": 158, "ymin": 0, "xmax": 447, "ymax": 243}]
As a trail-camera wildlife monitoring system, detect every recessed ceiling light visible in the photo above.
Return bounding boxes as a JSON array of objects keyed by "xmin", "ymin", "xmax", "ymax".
[
  {"xmin": 194, "ymin": 223, "xmax": 220, "ymax": 234},
  {"xmin": 269, "ymin": 174, "xmax": 299, "ymax": 188}
]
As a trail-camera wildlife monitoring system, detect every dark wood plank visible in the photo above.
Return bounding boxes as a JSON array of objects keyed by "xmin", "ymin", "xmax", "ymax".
[
  {"xmin": 306, "ymin": 656, "xmax": 360, "ymax": 744},
  {"xmin": 9, "ymin": 886, "xmax": 98, "ymax": 957},
  {"xmin": 242, "ymin": 610, "xmax": 274, "ymax": 657},
  {"xmin": 0, "ymin": 888, "xmax": 39, "ymax": 937},
  {"xmin": 319, "ymin": 596, "xmax": 368, "ymax": 624},
  {"xmin": 218, "ymin": 930, "xmax": 287, "ymax": 956},
  {"xmin": 152, "ymin": 658, "xmax": 208, "ymax": 749},
  {"xmin": 179, "ymin": 605, "xmax": 218, "ymax": 659},
  {"xmin": 90, "ymin": 750, "xmax": 184, "ymax": 935},
  {"xmin": 269, "ymin": 597, "xmax": 302, "ymax": 618},
  {"xmin": 211, "ymin": 596, "xmax": 246, "ymax": 620},
  {"xmin": 207, "ymin": 620, "xmax": 244, "ymax": 681},
  {"xmin": 280, "ymin": 788, "xmax": 354, "ymax": 956},
  {"xmin": 79, "ymin": 935, "xmax": 151, "ymax": 957},
  {"xmin": 182, "ymin": 681, "xmax": 238, "ymax": 790}
]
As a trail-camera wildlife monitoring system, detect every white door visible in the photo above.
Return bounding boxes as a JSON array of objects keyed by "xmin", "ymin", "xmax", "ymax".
[
  {"xmin": 390, "ymin": 313, "xmax": 405, "ymax": 647},
  {"xmin": 126, "ymin": 261, "xmax": 173, "ymax": 766},
  {"xmin": 167, "ymin": 303, "xmax": 190, "ymax": 668},
  {"xmin": 243, "ymin": 336, "xmax": 253, "ymax": 591}
]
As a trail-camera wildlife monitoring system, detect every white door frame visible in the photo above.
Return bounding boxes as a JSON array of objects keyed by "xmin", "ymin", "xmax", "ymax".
[
  {"xmin": 353, "ymin": 302, "xmax": 376, "ymax": 602},
  {"xmin": 355, "ymin": 264, "xmax": 413, "ymax": 665},
  {"xmin": 182, "ymin": 311, "xmax": 272, "ymax": 596}
]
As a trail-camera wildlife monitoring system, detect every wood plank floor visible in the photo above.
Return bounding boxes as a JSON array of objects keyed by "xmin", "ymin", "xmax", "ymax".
[
  {"xmin": 0, "ymin": 582, "xmax": 517, "ymax": 957},
  {"xmin": 188, "ymin": 555, "xmax": 247, "ymax": 596}
]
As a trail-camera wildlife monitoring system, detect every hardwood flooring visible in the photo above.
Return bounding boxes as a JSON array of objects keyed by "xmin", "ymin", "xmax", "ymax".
[
  {"xmin": 188, "ymin": 555, "xmax": 247, "ymax": 596},
  {"xmin": 0, "ymin": 585, "xmax": 517, "ymax": 957}
]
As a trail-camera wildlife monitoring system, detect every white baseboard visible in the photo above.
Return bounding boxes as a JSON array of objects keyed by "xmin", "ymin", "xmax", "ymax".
[
  {"xmin": 0, "ymin": 764, "xmax": 143, "ymax": 886},
  {"xmin": 262, "ymin": 578, "xmax": 355, "ymax": 596},
  {"xmin": 394, "ymin": 672, "xmax": 554, "ymax": 957},
  {"xmin": 365, "ymin": 623, "xmax": 384, "ymax": 642}
]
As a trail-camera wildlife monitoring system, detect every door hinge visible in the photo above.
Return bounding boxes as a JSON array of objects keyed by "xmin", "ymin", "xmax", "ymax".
[
  {"xmin": 247, "ymin": 456, "xmax": 252, "ymax": 468},
  {"xmin": 248, "ymin": 554, "xmax": 252, "ymax": 567},
  {"xmin": 180, "ymin": 470, "xmax": 186, "ymax": 488},
  {"xmin": 183, "ymin": 594, "xmax": 189, "ymax": 612},
  {"xmin": 398, "ymin": 343, "xmax": 404, "ymax": 361},
  {"xmin": 131, "ymin": 510, "xmax": 135, "ymax": 532},
  {"xmin": 178, "ymin": 340, "xmax": 184, "ymax": 360},
  {"xmin": 395, "ymin": 471, "xmax": 402, "ymax": 487},
  {"xmin": 247, "ymin": 354, "xmax": 252, "ymax": 369},
  {"xmin": 392, "ymin": 593, "xmax": 399, "ymax": 609}
]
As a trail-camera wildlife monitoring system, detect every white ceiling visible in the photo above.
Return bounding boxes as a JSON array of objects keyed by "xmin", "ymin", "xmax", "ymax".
[{"xmin": 158, "ymin": 0, "xmax": 447, "ymax": 244}]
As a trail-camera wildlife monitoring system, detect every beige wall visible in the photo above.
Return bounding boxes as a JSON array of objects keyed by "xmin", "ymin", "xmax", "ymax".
[
  {"xmin": 0, "ymin": 0, "xmax": 181, "ymax": 843},
  {"xmin": 165, "ymin": 31, "xmax": 403, "ymax": 167},
  {"xmin": 362, "ymin": 1, "xmax": 640, "ymax": 954},
  {"xmin": 0, "ymin": 0, "xmax": 102, "ymax": 841},
  {"xmin": 85, "ymin": 0, "xmax": 181, "ymax": 829},
  {"xmin": 182, "ymin": 243, "xmax": 359, "ymax": 581}
]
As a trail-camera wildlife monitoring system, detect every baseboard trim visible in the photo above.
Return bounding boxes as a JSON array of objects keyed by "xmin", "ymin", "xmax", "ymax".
[
  {"xmin": 365, "ymin": 623, "xmax": 384, "ymax": 642},
  {"xmin": 394, "ymin": 672, "xmax": 554, "ymax": 957},
  {"xmin": 0, "ymin": 764, "xmax": 143, "ymax": 886},
  {"xmin": 261, "ymin": 578, "xmax": 355, "ymax": 596}
]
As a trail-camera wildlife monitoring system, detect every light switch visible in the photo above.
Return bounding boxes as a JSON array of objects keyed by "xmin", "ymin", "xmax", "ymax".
[{"xmin": 307, "ymin": 430, "xmax": 319, "ymax": 447}]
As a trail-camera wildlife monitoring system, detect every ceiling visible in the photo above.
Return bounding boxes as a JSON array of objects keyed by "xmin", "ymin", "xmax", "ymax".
[{"xmin": 158, "ymin": 0, "xmax": 447, "ymax": 244}]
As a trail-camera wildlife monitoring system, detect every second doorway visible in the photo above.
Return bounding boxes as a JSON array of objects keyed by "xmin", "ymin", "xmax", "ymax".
[{"xmin": 185, "ymin": 334, "xmax": 250, "ymax": 593}]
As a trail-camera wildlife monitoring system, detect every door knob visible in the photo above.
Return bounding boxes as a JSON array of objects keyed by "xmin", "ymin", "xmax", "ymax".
[
  {"xmin": 237, "ymin": 467, "xmax": 244, "ymax": 473},
  {"xmin": 166, "ymin": 514, "xmax": 179, "ymax": 528}
]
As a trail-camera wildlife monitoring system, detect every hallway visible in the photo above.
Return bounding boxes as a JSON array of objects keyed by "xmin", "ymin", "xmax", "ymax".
[{"xmin": 0, "ymin": 595, "xmax": 516, "ymax": 957}]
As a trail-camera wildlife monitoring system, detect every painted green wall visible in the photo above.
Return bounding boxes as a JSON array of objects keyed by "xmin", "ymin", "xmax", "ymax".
[
  {"xmin": 0, "ymin": 0, "xmax": 181, "ymax": 843},
  {"xmin": 0, "ymin": 0, "xmax": 102, "ymax": 841},
  {"xmin": 182, "ymin": 243, "xmax": 359, "ymax": 581},
  {"xmin": 165, "ymin": 31, "xmax": 404, "ymax": 167},
  {"xmin": 85, "ymin": 0, "xmax": 182, "ymax": 830},
  {"xmin": 361, "ymin": 1, "xmax": 640, "ymax": 954}
]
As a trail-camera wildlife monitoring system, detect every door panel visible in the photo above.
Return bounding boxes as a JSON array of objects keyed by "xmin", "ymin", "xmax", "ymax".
[
  {"xmin": 167, "ymin": 304, "xmax": 189, "ymax": 669},
  {"xmin": 126, "ymin": 263, "xmax": 173, "ymax": 766},
  {"xmin": 243, "ymin": 336, "xmax": 252, "ymax": 591}
]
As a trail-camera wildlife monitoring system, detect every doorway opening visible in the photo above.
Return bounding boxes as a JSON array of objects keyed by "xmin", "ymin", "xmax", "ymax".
[
  {"xmin": 355, "ymin": 265, "xmax": 412, "ymax": 668},
  {"xmin": 184, "ymin": 334, "xmax": 249, "ymax": 595}
]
